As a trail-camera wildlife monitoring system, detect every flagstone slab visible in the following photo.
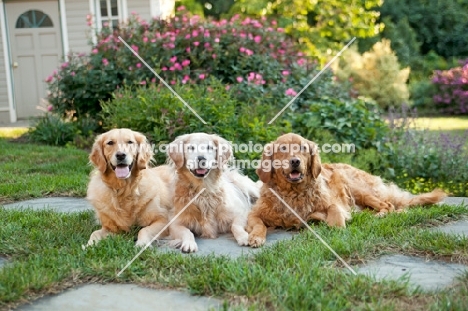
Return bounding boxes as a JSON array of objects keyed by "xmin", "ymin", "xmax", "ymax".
[
  {"xmin": 431, "ymin": 220, "xmax": 468, "ymax": 238},
  {"xmin": 17, "ymin": 284, "xmax": 221, "ymax": 311},
  {"xmin": 440, "ymin": 197, "xmax": 467, "ymax": 206},
  {"xmin": 0, "ymin": 257, "xmax": 6, "ymax": 268},
  {"xmin": 358, "ymin": 254, "xmax": 468, "ymax": 291},
  {"xmin": 158, "ymin": 228, "xmax": 296, "ymax": 258},
  {"xmin": 2, "ymin": 197, "xmax": 92, "ymax": 213}
]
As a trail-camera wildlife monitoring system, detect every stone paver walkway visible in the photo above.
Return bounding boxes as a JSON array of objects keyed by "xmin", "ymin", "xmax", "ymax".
[
  {"xmin": 357, "ymin": 254, "xmax": 468, "ymax": 291},
  {"xmin": 17, "ymin": 284, "xmax": 221, "ymax": 311},
  {"xmin": 431, "ymin": 220, "xmax": 468, "ymax": 237},
  {"xmin": 3, "ymin": 197, "xmax": 93, "ymax": 213}
]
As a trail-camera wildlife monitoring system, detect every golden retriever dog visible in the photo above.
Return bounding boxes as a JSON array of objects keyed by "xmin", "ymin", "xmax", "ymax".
[
  {"xmin": 86, "ymin": 128, "xmax": 173, "ymax": 247},
  {"xmin": 247, "ymin": 133, "xmax": 447, "ymax": 247},
  {"xmin": 167, "ymin": 133, "xmax": 259, "ymax": 253}
]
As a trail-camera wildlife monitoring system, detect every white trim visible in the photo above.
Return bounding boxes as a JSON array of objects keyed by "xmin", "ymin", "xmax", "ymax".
[
  {"xmin": 0, "ymin": 107, "xmax": 9, "ymax": 112},
  {"xmin": 150, "ymin": 0, "xmax": 158, "ymax": 18},
  {"xmin": 0, "ymin": 0, "xmax": 16, "ymax": 122},
  {"xmin": 89, "ymin": 0, "xmax": 97, "ymax": 44},
  {"xmin": 58, "ymin": 0, "xmax": 69, "ymax": 59},
  {"xmin": 121, "ymin": 0, "xmax": 128, "ymax": 21}
]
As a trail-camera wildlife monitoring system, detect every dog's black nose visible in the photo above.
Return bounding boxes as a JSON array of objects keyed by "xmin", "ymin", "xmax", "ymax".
[
  {"xmin": 197, "ymin": 156, "xmax": 206, "ymax": 162},
  {"xmin": 290, "ymin": 158, "xmax": 300, "ymax": 167},
  {"xmin": 116, "ymin": 152, "xmax": 126, "ymax": 161}
]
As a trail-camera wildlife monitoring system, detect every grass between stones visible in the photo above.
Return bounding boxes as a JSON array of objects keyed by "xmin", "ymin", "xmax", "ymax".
[{"xmin": 0, "ymin": 205, "xmax": 467, "ymax": 310}]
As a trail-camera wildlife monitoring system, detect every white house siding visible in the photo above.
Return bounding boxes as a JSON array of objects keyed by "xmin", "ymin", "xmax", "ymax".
[
  {"xmin": 0, "ymin": 20, "xmax": 10, "ymax": 123},
  {"xmin": 127, "ymin": 0, "xmax": 151, "ymax": 22},
  {"xmin": 64, "ymin": 0, "xmax": 91, "ymax": 54}
]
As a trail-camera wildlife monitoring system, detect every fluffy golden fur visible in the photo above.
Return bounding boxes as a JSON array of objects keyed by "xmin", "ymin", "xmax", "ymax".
[
  {"xmin": 247, "ymin": 133, "xmax": 447, "ymax": 247},
  {"xmin": 86, "ymin": 128, "xmax": 173, "ymax": 247},
  {"xmin": 167, "ymin": 133, "xmax": 259, "ymax": 253}
]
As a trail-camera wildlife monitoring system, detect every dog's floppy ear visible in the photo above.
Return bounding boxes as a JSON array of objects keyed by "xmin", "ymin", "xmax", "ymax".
[
  {"xmin": 90, "ymin": 134, "xmax": 108, "ymax": 174},
  {"xmin": 134, "ymin": 131, "xmax": 153, "ymax": 170},
  {"xmin": 307, "ymin": 141, "xmax": 322, "ymax": 179},
  {"xmin": 167, "ymin": 135, "xmax": 185, "ymax": 169},
  {"xmin": 256, "ymin": 143, "xmax": 273, "ymax": 183},
  {"xmin": 212, "ymin": 134, "xmax": 232, "ymax": 168}
]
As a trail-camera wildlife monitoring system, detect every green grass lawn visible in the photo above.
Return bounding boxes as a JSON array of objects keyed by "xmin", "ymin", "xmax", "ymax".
[{"xmin": 0, "ymin": 129, "xmax": 90, "ymax": 204}]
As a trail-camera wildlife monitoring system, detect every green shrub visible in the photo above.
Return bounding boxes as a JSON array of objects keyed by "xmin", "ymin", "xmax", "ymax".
[
  {"xmin": 335, "ymin": 40, "xmax": 410, "ymax": 109},
  {"xmin": 290, "ymin": 97, "xmax": 389, "ymax": 150},
  {"xmin": 28, "ymin": 114, "xmax": 77, "ymax": 146},
  {"xmin": 100, "ymin": 79, "xmax": 290, "ymax": 178}
]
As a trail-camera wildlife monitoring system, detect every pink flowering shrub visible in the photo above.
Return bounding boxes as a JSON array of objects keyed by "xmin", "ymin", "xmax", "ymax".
[
  {"xmin": 47, "ymin": 9, "xmax": 350, "ymax": 118},
  {"xmin": 432, "ymin": 59, "xmax": 468, "ymax": 115}
]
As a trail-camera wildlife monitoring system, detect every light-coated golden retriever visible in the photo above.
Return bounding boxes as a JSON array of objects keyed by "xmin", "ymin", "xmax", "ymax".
[
  {"xmin": 86, "ymin": 128, "xmax": 173, "ymax": 247},
  {"xmin": 247, "ymin": 133, "xmax": 447, "ymax": 247},
  {"xmin": 167, "ymin": 133, "xmax": 259, "ymax": 253}
]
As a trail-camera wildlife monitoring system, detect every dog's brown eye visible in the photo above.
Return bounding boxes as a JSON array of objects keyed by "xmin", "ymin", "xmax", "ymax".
[
  {"xmin": 107, "ymin": 141, "xmax": 114, "ymax": 146},
  {"xmin": 280, "ymin": 145, "xmax": 287, "ymax": 152},
  {"xmin": 207, "ymin": 145, "xmax": 213, "ymax": 150},
  {"xmin": 187, "ymin": 145, "xmax": 195, "ymax": 151},
  {"xmin": 128, "ymin": 140, "xmax": 134, "ymax": 144},
  {"xmin": 301, "ymin": 145, "xmax": 308, "ymax": 152}
]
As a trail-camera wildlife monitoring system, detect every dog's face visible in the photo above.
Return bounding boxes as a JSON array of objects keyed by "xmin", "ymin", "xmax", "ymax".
[
  {"xmin": 90, "ymin": 128, "xmax": 153, "ymax": 179},
  {"xmin": 257, "ymin": 133, "xmax": 321, "ymax": 184},
  {"xmin": 167, "ymin": 133, "xmax": 231, "ymax": 179}
]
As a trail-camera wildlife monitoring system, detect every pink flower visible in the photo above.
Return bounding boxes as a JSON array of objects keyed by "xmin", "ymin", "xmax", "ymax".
[
  {"xmin": 182, "ymin": 59, "xmax": 190, "ymax": 67},
  {"xmin": 102, "ymin": 58, "xmax": 109, "ymax": 66},
  {"xmin": 282, "ymin": 70, "xmax": 290, "ymax": 76},
  {"xmin": 297, "ymin": 58, "xmax": 306, "ymax": 66},
  {"xmin": 169, "ymin": 66, "xmax": 175, "ymax": 71},
  {"xmin": 285, "ymin": 88, "xmax": 297, "ymax": 96},
  {"xmin": 204, "ymin": 31, "xmax": 210, "ymax": 38},
  {"xmin": 182, "ymin": 75, "xmax": 190, "ymax": 84},
  {"xmin": 162, "ymin": 66, "xmax": 168, "ymax": 71},
  {"xmin": 140, "ymin": 80, "xmax": 147, "ymax": 85},
  {"xmin": 92, "ymin": 48, "xmax": 98, "ymax": 54},
  {"xmin": 204, "ymin": 42, "xmax": 210, "ymax": 48},
  {"xmin": 47, "ymin": 105, "xmax": 53, "ymax": 111},
  {"xmin": 70, "ymin": 71, "xmax": 76, "ymax": 76},
  {"xmin": 136, "ymin": 63, "xmax": 142, "ymax": 68},
  {"xmin": 199, "ymin": 73, "xmax": 206, "ymax": 80},
  {"xmin": 185, "ymin": 34, "xmax": 191, "ymax": 39},
  {"xmin": 174, "ymin": 63, "xmax": 182, "ymax": 70},
  {"xmin": 236, "ymin": 76, "xmax": 243, "ymax": 83},
  {"xmin": 131, "ymin": 45, "xmax": 139, "ymax": 52},
  {"xmin": 212, "ymin": 54, "xmax": 217, "ymax": 59},
  {"xmin": 186, "ymin": 47, "xmax": 191, "ymax": 53},
  {"xmin": 245, "ymin": 49, "xmax": 253, "ymax": 56},
  {"xmin": 225, "ymin": 85, "xmax": 230, "ymax": 90},
  {"xmin": 177, "ymin": 5, "xmax": 186, "ymax": 11},
  {"xmin": 170, "ymin": 56, "xmax": 177, "ymax": 63},
  {"xmin": 192, "ymin": 30, "xmax": 199, "ymax": 37},
  {"xmin": 254, "ymin": 35, "xmax": 262, "ymax": 43},
  {"xmin": 143, "ymin": 37, "xmax": 148, "ymax": 43},
  {"xmin": 45, "ymin": 75, "xmax": 53, "ymax": 83},
  {"xmin": 128, "ymin": 66, "xmax": 133, "ymax": 71},
  {"xmin": 151, "ymin": 78, "xmax": 156, "ymax": 83},
  {"xmin": 171, "ymin": 80, "xmax": 176, "ymax": 85},
  {"xmin": 214, "ymin": 38, "xmax": 220, "ymax": 43},
  {"xmin": 193, "ymin": 41, "xmax": 199, "ymax": 46},
  {"xmin": 151, "ymin": 39, "xmax": 156, "ymax": 43},
  {"xmin": 239, "ymin": 47, "xmax": 245, "ymax": 53}
]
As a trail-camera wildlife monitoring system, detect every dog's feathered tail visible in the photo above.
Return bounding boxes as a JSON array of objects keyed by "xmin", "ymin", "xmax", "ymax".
[{"xmin": 385, "ymin": 186, "xmax": 447, "ymax": 210}]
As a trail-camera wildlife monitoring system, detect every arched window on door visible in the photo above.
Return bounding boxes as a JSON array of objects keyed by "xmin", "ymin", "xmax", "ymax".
[{"xmin": 16, "ymin": 10, "xmax": 53, "ymax": 28}]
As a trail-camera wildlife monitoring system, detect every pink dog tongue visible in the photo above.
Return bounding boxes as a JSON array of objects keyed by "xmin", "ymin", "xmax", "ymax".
[
  {"xmin": 115, "ymin": 166, "xmax": 130, "ymax": 179},
  {"xmin": 196, "ymin": 169, "xmax": 207, "ymax": 175},
  {"xmin": 290, "ymin": 172, "xmax": 301, "ymax": 179}
]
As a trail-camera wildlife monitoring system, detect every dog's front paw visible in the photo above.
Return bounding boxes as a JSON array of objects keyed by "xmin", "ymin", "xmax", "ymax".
[
  {"xmin": 179, "ymin": 240, "xmax": 198, "ymax": 253},
  {"xmin": 135, "ymin": 238, "xmax": 154, "ymax": 248},
  {"xmin": 235, "ymin": 231, "xmax": 249, "ymax": 246},
  {"xmin": 248, "ymin": 234, "xmax": 266, "ymax": 248}
]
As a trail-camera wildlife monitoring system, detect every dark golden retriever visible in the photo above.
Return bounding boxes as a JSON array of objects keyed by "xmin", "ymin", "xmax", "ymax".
[
  {"xmin": 247, "ymin": 133, "xmax": 447, "ymax": 247},
  {"xmin": 86, "ymin": 128, "xmax": 173, "ymax": 247}
]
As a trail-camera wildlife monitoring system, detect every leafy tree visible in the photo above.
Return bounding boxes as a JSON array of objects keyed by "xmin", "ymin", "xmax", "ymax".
[
  {"xmin": 379, "ymin": 0, "xmax": 468, "ymax": 58},
  {"xmin": 226, "ymin": 0, "xmax": 384, "ymax": 60}
]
